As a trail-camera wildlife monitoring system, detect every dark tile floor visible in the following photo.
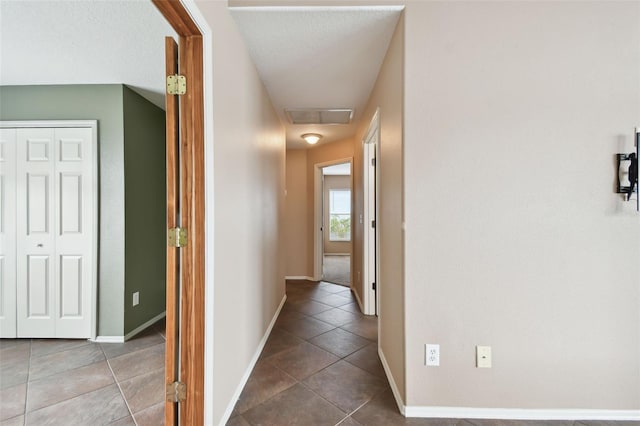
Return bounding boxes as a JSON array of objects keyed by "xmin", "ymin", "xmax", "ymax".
[
  {"xmin": 228, "ymin": 280, "xmax": 640, "ymax": 426},
  {"xmin": 1, "ymin": 284, "xmax": 637, "ymax": 426},
  {"xmin": 0, "ymin": 320, "xmax": 166, "ymax": 426}
]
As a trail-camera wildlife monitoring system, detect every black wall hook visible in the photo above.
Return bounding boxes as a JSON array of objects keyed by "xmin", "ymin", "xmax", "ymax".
[
  {"xmin": 617, "ymin": 152, "xmax": 638, "ymax": 200},
  {"xmin": 616, "ymin": 128, "xmax": 640, "ymax": 211}
]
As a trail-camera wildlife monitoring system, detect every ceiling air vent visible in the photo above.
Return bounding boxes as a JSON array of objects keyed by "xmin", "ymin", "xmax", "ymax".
[{"xmin": 285, "ymin": 109, "xmax": 353, "ymax": 125}]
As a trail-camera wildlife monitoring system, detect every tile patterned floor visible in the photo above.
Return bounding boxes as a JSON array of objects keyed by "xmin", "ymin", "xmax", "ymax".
[
  {"xmin": 228, "ymin": 280, "xmax": 640, "ymax": 426},
  {"xmin": 2, "ymin": 283, "xmax": 638, "ymax": 426},
  {"xmin": 0, "ymin": 319, "xmax": 166, "ymax": 426}
]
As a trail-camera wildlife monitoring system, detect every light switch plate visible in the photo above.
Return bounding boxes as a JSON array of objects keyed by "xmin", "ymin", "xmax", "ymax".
[{"xmin": 476, "ymin": 345, "xmax": 491, "ymax": 368}]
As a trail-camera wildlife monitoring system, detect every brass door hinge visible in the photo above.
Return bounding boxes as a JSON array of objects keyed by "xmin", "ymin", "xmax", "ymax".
[
  {"xmin": 166, "ymin": 381, "xmax": 186, "ymax": 403},
  {"xmin": 168, "ymin": 227, "xmax": 187, "ymax": 247},
  {"xmin": 166, "ymin": 74, "xmax": 186, "ymax": 95}
]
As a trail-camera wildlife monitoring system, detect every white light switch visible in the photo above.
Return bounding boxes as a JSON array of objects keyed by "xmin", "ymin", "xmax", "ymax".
[
  {"xmin": 133, "ymin": 292, "xmax": 140, "ymax": 307},
  {"xmin": 476, "ymin": 345, "xmax": 491, "ymax": 368}
]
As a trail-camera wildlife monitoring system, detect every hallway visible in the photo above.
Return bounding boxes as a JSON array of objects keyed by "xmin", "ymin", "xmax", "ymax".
[
  {"xmin": 228, "ymin": 281, "xmax": 639, "ymax": 426},
  {"xmin": 227, "ymin": 280, "xmax": 388, "ymax": 425}
]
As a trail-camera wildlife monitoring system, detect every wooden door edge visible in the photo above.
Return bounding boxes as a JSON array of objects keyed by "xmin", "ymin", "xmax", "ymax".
[{"xmin": 152, "ymin": 1, "xmax": 205, "ymax": 425}]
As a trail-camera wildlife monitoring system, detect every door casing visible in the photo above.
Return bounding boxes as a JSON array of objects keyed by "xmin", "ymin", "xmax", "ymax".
[
  {"xmin": 313, "ymin": 157, "xmax": 354, "ymax": 282},
  {"xmin": 151, "ymin": 2, "xmax": 206, "ymax": 425},
  {"xmin": 363, "ymin": 109, "xmax": 380, "ymax": 316}
]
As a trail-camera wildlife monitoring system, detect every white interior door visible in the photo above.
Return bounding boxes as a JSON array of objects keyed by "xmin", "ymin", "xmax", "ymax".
[
  {"xmin": 363, "ymin": 109, "xmax": 379, "ymax": 316},
  {"xmin": 17, "ymin": 128, "xmax": 56, "ymax": 337},
  {"xmin": 54, "ymin": 127, "xmax": 94, "ymax": 338},
  {"xmin": 15, "ymin": 125, "xmax": 95, "ymax": 338},
  {"xmin": 0, "ymin": 129, "xmax": 17, "ymax": 337}
]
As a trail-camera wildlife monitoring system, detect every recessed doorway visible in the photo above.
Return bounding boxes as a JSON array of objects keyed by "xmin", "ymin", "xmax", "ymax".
[{"xmin": 318, "ymin": 162, "xmax": 352, "ymax": 287}]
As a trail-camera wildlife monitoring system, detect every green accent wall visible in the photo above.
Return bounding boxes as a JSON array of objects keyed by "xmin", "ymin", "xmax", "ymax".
[
  {"xmin": 0, "ymin": 84, "xmax": 166, "ymax": 337},
  {"xmin": 122, "ymin": 86, "xmax": 166, "ymax": 335}
]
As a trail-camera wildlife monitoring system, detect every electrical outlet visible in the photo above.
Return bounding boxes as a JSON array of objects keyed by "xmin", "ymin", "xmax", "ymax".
[
  {"xmin": 133, "ymin": 292, "xmax": 139, "ymax": 307},
  {"xmin": 425, "ymin": 344, "xmax": 440, "ymax": 366},
  {"xmin": 476, "ymin": 345, "xmax": 491, "ymax": 368}
]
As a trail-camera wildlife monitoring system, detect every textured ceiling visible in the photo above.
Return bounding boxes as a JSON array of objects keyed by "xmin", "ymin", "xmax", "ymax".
[
  {"xmin": 230, "ymin": 6, "xmax": 402, "ymax": 149},
  {"xmin": 0, "ymin": 0, "xmax": 176, "ymax": 109},
  {"xmin": 1, "ymin": 1, "xmax": 402, "ymax": 149}
]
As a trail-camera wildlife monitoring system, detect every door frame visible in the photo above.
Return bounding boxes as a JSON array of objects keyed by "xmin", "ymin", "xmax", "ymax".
[
  {"xmin": 0, "ymin": 120, "xmax": 98, "ymax": 339},
  {"xmin": 313, "ymin": 157, "xmax": 354, "ymax": 282},
  {"xmin": 151, "ymin": 2, "xmax": 206, "ymax": 424},
  {"xmin": 363, "ymin": 109, "xmax": 380, "ymax": 316}
]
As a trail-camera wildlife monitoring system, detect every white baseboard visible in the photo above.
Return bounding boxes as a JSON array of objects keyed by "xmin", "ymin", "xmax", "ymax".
[
  {"xmin": 404, "ymin": 406, "xmax": 640, "ymax": 421},
  {"xmin": 219, "ymin": 294, "xmax": 287, "ymax": 426},
  {"xmin": 352, "ymin": 286, "xmax": 365, "ymax": 314},
  {"xmin": 92, "ymin": 335, "xmax": 125, "ymax": 343},
  {"xmin": 378, "ymin": 346, "xmax": 405, "ymax": 415},
  {"xmin": 93, "ymin": 311, "xmax": 166, "ymax": 343},
  {"xmin": 377, "ymin": 348, "xmax": 640, "ymax": 422},
  {"xmin": 285, "ymin": 276, "xmax": 314, "ymax": 281},
  {"xmin": 124, "ymin": 311, "xmax": 166, "ymax": 341}
]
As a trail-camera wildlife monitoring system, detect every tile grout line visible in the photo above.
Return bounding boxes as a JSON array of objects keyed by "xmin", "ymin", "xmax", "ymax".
[
  {"xmin": 22, "ymin": 339, "xmax": 33, "ymax": 424},
  {"xmin": 245, "ymin": 338, "xmax": 354, "ymax": 423},
  {"xmin": 261, "ymin": 323, "xmax": 382, "ymax": 424},
  {"xmin": 237, "ymin": 283, "xmax": 378, "ymax": 424},
  {"xmin": 20, "ymin": 340, "xmax": 123, "ymax": 422},
  {"xmin": 102, "ymin": 343, "xmax": 138, "ymax": 426}
]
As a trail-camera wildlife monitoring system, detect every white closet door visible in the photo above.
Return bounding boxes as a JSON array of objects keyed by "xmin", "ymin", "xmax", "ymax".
[
  {"xmin": 0, "ymin": 129, "xmax": 17, "ymax": 338},
  {"xmin": 15, "ymin": 126, "xmax": 94, "ymax": 338},
  {"xmin": 17, "ymin": 128, "xmax": 56, "ymax": 337},
  {"xmin": 54, "ymin": 127, "xmax": 93, "ymax": 338}
]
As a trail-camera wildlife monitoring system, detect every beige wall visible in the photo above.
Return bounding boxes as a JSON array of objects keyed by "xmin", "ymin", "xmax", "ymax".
[
  {"xmin": 353, "ymin": 12, "xmax": 405, "ymax": 400},
  {"xmin": 196, "ymin": 2, "xmax": 286, "ymax": 424},
  {"xmin": 285, "ymin": 149, "xmax": 309, "ymax": 276},
  {"xmin": 323, "ymin": 175, "xmax": 352, "ymax": 254},
  {"xmin": 404, "ymin": 1, "xmax": 639, "ymax": 410}
]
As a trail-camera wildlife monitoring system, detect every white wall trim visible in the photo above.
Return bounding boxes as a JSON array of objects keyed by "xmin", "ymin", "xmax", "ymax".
[
  {"xmin": 123, "ymin": 311, "xmax": 166, "ymax": 341},
  {"xmin": 403, "ymin": 406, "xmax": 640, "ymax": 421},
  {"xmin": 92, "ymin": 335, "xmax": 125, "ymax": 343},
  {"xmin": 351, "ymin": 286, "xmax": 365, "ymax": 314},
  {"xmin": 378, "ymin": 345, "xmax": 405, "ymax": 415},
  {"xmin": 218, "ymin": 294, "xmax": 287, "ymax": 426},
  {"xmin": 285, "ymin": 276, "xmax": 315, "ymax": 281}
]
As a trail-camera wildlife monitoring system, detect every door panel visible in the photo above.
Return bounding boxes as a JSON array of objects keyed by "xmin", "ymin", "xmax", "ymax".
[
  {"xmin": 60, "ymin": 173, "xmax": 82, "ymax": 234},
  {"xmin": 17, "ymin": 128, "xmax": 55, "ymax": 337},
  {"xmin": 27, "ymin": 174, "xmax": 50, "ymax": 233},
  {"xmin": 0, "ymin": 129, "xmax": 17, "ymax": 337},
  {"xmin": 165, "ymin": 35, "xmax": 180, "ymax": 426},
  {"xmin": 60, "ymin": 255, "xmax": 82, "ymax": 317},
  {"xmin": 27, "ymin": 255, "xmax": 51, "ymax": 317},
  {"xmin": 54, "ymin": 127, "xmax": 93, "ymax": 338},
  {"xmin": 15, "ymin": 126, "xmax": 94, "ymax": 338}
]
